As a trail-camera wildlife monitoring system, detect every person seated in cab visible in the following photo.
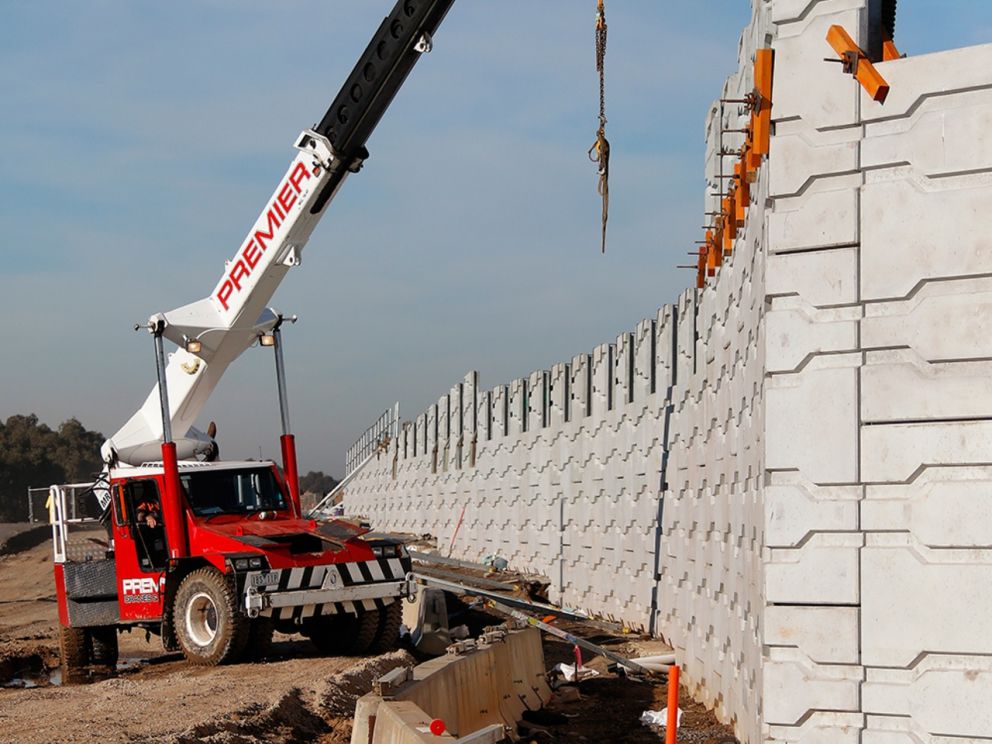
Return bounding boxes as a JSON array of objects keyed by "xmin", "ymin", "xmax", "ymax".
[
  {"xmin": 136, "ymin": 497, "xmax": 161, "ymax": 529},
  {"xmin": 135, "ymin": 494, "xmax": 167, "ymax": 568}
]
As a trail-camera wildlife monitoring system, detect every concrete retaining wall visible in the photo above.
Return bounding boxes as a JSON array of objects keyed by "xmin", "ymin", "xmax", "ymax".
[{"xmin": 345, "ymin": 2, "xmax": 992, "ymax": 740}]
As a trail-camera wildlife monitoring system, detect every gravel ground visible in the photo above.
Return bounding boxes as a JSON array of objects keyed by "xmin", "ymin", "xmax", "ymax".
[{"xmin": 0, "ymin": 527, "xmax": 741, "ymax": 743}]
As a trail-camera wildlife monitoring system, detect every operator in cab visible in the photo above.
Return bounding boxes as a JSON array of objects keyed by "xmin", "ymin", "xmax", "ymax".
[{"xmin": 136, "ymin": 496, "xmax": 161, "ymax": 528}]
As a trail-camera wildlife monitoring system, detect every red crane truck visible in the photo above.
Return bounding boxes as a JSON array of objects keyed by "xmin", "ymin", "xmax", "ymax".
[{"xmin": 52, "ymin": 0, "xmax": 457, "ymax": 680}]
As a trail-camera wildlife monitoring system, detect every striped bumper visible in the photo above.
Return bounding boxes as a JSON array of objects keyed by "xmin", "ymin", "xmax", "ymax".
[{"xmin": 243, "ymin": 557, "xmax": 413, "ymax": 621}]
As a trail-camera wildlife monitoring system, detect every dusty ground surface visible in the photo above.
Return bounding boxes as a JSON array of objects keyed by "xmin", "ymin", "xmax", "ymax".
[
  {"xmin": 424, "ymin": 556, "xmax": 741, "ymax": 744},
  {"xmin": 0, "ymin": 522, "xmax": 50, "ymax": 556},
  {"xmin": 536, "ymin": 631, "xmax": 739, "ymax": 743},
  {"xmin": 1, "ymin": 527, "xmax": 740, "ymax": 743},
  {"xmin": 0, "ymin": 526, "xmax": 415, "ymax": 743}
]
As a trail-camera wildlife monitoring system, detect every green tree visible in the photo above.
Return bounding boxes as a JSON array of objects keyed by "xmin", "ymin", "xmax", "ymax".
[
  {"xmin": 0, "ymin": 415, "xmax": 104, "ymax": 522},
  {"xmin": 298, "ymin": 470, "xmax": 339, "ymax": 496}
]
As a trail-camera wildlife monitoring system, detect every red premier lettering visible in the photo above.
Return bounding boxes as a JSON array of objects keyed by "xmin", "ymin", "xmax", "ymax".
[
  {"xmin": 243, "ymin": 240, "xmax": 261, "ymax": 270},
  {"xmin": 254, "ymin": 208, "xmax": 282, "ymax": 252},
  {"xmin": 215, "ymin": 161, "xmax": 312, "ymax": 312},
  {"xmin": 277, "ymin": 183, "xmax": 297, "ymax": 214}
]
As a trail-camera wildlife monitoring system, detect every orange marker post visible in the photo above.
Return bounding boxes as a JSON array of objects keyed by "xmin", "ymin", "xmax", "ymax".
[{"xmin": 666, "ymin": 664, "xmax": 680, "ymax": 744}]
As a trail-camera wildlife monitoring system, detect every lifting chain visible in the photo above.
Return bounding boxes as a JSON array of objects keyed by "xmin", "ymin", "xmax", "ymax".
[{"xmin": 587, "ymin": 0, "xmax": 610, "ymax": 253}]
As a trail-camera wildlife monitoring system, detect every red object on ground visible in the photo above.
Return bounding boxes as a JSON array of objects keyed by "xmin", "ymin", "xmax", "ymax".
[
  {"xmin": 573, "ymin": 644, "xmax": 583, "ymax": 671},
  {"xmin": 666, "ymin": 664, "xmax": 680, "ymax": 744},
  {"xmin": 430, "ymin": 719, "xmax": 446, "ymax": 735}
]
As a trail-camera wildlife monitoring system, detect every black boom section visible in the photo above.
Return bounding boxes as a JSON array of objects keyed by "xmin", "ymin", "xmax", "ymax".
[
  {"xmin": 309, "ymin": 0, "xmax": 456, "ymax": 213},
  {"xmin": 882, "ymin": 0, "xmax": 897, "ymax": 39}
]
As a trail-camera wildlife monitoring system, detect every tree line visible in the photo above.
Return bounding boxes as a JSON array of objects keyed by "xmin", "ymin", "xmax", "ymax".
[{"xmin": 0, "ymin": 414, "xmax": 339, "ymax": 523}]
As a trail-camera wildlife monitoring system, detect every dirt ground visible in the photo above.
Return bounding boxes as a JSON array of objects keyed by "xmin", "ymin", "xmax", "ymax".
[{"xmin": 0, "ymin": 526, "xmax": 740, "ymax": 743}]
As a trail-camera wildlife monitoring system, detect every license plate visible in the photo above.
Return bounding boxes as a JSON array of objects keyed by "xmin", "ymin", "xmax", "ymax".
[{"xmin": 250, "ymin": 572, "xmax": 280, "ymax": 587}]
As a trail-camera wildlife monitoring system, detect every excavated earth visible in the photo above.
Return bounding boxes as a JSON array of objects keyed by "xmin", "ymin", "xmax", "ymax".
[{"xmin": 0, "ymin": 524, "xmax": 739, "ymax": 743}]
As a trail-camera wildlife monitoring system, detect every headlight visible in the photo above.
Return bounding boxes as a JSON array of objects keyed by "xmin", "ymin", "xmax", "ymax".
[
  {"xmin": 371, "ymin": 545, "xmax": 400, "ymax": 558},
  {"xmin": 232, "ymin": 556, "xmax": 266, "ymax": 571}
]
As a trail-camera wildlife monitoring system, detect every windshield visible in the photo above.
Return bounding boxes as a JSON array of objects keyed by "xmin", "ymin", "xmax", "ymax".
[{"xmin": 180, "ymin": 468, "xmax": 287, "ymax": 517}]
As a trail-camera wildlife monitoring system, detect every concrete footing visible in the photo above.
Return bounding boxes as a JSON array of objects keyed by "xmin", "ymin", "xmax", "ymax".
[{"xmin": 351, "ymin": 626, "xmax": 549, "ymax": 744}]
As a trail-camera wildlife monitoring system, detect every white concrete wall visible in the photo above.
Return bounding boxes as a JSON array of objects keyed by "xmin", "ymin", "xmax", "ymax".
[{"xmin": 345, "ymin": 3, "xmax": 992, "ymax": 741}]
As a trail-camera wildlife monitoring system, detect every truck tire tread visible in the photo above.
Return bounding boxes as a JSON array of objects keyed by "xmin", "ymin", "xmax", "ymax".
[
  {"xmin": 369, "ymin": 600, "xmax": 402, "ymax": 653},
  {"xmin": 174, "ymin": 568, "xmax": 249, "ymax": 666},
  {"xmin": 59, "ymin": 625, "xmax": 91, "ymax": 685},
  {"xmin": 90, "ymin": 626, "xmax": 119, "ymax": 675}
]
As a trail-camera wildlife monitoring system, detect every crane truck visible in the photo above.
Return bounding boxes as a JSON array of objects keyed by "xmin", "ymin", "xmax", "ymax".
[{"xmin": 52, "ymin": 0, "xmax": 457, "ymax": 680}]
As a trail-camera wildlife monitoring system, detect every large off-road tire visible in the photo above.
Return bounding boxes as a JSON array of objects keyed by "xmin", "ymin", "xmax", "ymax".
[
  {"xmin": 368, "ymin": 600, "xmax": 403, "ymax": 654},
  {"xmin": 243, "ymin": 617, "xmax": 275, "ymax": 662},
  {"xmin": 351, "ymin": 609, "xmax": 379, "ymax": 654},
  {"xmin": 59, "ymin": 625, "xmax": 91, "ymax": 685},
  {"xmin": 173, "ymin": 568, "xmax": 249, "ymax": 665},
  {"xmin": 89, "ymin": 626, "xmax": 119, "ymax": 676}
]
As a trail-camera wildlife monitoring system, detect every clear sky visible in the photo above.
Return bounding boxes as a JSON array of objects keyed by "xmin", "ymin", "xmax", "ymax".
[{"xmin": 1, "ymin": 1, "xmax": 989, "ymax": 478}]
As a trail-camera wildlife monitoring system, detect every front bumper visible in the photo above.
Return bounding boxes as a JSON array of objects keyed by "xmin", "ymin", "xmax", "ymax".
[{"xmin": 242, "ymin": 558, "xmax": 416, "ymax": 620}]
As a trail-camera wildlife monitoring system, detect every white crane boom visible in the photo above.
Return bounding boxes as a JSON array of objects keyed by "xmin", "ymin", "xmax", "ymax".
[{"xmin": 101, "ymin": 0, "xmax": 457, "ymax": 468}]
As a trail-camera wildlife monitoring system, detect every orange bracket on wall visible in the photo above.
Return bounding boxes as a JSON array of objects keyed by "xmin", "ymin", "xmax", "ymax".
[
  {"xmin": 751, "ymin": 48, "xmax": 774, "ymax": 158},
  {"xmin": 734, "ymin": 162, "xmax": 748, "ymax": 226},
  {"xmin": 826, "ymin": 25, "xmax": 889, "ymax": 103}
]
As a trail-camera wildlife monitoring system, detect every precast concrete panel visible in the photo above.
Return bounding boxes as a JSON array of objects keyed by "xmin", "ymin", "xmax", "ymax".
[{"xmin": 340, "ymin": 3, "xmax": 992, "ymax": 741}]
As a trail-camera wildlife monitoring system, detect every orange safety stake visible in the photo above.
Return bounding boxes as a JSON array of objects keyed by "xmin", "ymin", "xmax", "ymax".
[
  {"xmin": 665, "ymin": 664, "xmax": 680, "ymax": 744},
  {"xmin": 826, "ymin": 25, "xmax": 889, "ymax": 103}
]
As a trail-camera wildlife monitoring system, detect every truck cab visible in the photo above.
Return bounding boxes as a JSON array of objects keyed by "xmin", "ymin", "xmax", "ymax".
[{"xmin": 53, "ymin": 459, "xmax": 414, "ymax": 679}]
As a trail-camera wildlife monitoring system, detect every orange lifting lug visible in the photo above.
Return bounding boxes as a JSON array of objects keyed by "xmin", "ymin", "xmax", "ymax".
[{"xmin": 825, "ymin": 25, "xmax": 889, "ymax": 103}]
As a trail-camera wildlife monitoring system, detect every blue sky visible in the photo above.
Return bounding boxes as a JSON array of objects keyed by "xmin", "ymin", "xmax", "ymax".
[{"xmin": 1, "ymin": 1, "xmax": 989, "ymax": 478}]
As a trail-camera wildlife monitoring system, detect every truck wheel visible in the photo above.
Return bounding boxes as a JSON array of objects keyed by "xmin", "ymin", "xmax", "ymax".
[
  {"xmin": 90, "ymin": 626, "xmax": 119, "ymax": 677},
  {"xmin": 59, "ymin": 626, "xmax": 91, "ymax": 685},
  {"xmin": 174, "ymin": 568, "xmax": 248, "ymax": 665},
  {"xmin": 305, "ymin": 614, "xmax": 352, "ymax": 654},
  {"xmin": 368, "ymin": 600, "xmax": 403, "ymax": 653},
  {"xmin": 243, "ymin": 617, "xmax": 275, "ymax": 661},
  {"xmin": 351, "ymin": 609, "xmax": 378, "ymax": 654},
  {"xmin": 308, "ymin": 611, "xmax": 376, "ymax": 655}
]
